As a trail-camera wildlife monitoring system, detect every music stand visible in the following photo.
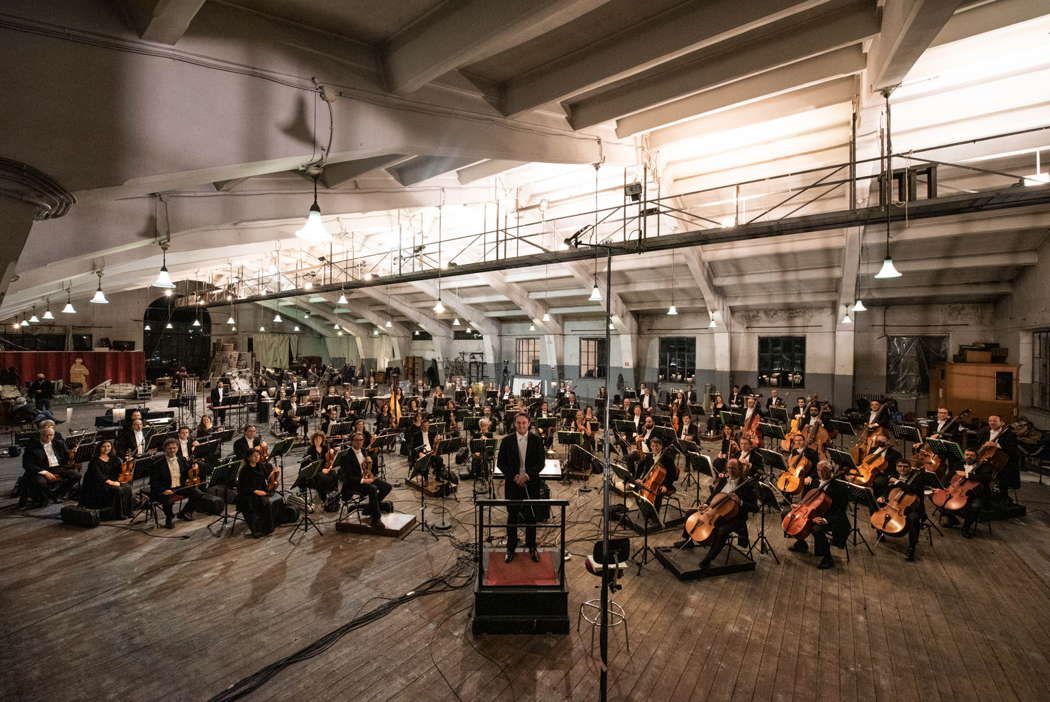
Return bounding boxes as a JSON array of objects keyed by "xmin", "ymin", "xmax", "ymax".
[
  {"xmin": 826, "ymin": 419, "xmax": 855, "ymax": 450},
  {"xmin": 631, "ymin": 495, "xmax": 661, "ymax": 574},
  {"xmin": 677, "ymin": 439, "xmax": 701, "ymax": 488},
  {"xmin": 207, "ymin": 458, "xmax": 243, "ymax": 535},
  {"xmin": 747, "ymin": 480, "xmax": 782, "ymax": 563},
  {"xmin": 470, "ymin": 438, "xmax": 497, "ymax": 499},
  {"xmin": 770, "ymin": 407, "xmax": 789, "ymax": 424},
  {"xmin": 721, "ymin": 410, "xmax": 742, "ymax": 427},
  {"xmin": 892, "ymin": 423, "xmax": 922, "ymax": 457},
  {"xmin": 556, "ymin": 431, "xmax": 581, "ymax": 461},
  {"xmin": 288, "ymin": 459, "xmax": 323, "ymax": 542},
  {"xmin": 837, "ymin": 479, "xmax": 875, "ymax": 558},
  {"xmin": 760, "ymin": 422, "xmax": 785, "ymax": 451},
  {"xmin": 463, "ymin": 416, "xmax": 481, "ymax": 432},
  {"xmin": 270, "ymin": 436, "xmax": 296, "ymax": 494},
  {"xmin": 432, "ymin": 437, "xmax": 463, "ymax": 530}
]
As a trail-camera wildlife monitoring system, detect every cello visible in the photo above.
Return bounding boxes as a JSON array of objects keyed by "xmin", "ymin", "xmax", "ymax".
[
  {"xmin": 849, "ymin": 450, "xmax": 888, "ymax": 488},
  {"xmin": 684, "ymin": 475, "xmax": 756, "ymax": 544},
  {"xmin": 634, "ymin": 448, "xmax": 668, "ymax": 508},
  {"xmin": 776, "ymin": 450, "xmax": 810, "ymax": 495},
  {"xmin": 870, "ymin": 468, "xmax": 921, "ymax": 536},
  {"xmin": 931, "ymin": 471, "xmax": 980, "ymax": 512},
  {"xmin": 782, "ymin": 464, "xmax": 848, "ymax": 539}
]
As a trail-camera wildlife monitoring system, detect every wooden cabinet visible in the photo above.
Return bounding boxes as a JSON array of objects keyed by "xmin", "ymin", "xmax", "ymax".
[{"xmin": 943, "ymin": 362, "xmax": 1019, "ymax": 420}]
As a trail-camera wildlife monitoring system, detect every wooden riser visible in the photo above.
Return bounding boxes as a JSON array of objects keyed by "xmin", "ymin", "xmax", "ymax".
[
  {"xmin": 334, "ymin": 512, "xmax": 418, "ymax": 539},
  {"xmin": 654, "ymin": 545, "xmax": 756, "ymax": 581}
]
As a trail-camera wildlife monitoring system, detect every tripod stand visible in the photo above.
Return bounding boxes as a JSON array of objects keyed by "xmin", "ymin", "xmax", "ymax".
[
  {"xmin": 845, "ymin": 487, "xmax": 874, "ymax": 559},
  {"xmin": 269, "ymin": 437, "xmax": 296, "ymax": 495},
  {"xmin": 288, "ymin": 459, "xmax": 323, "ymax": 542},
  {"xmin": 747, "ymin": 480, "xmax": 781, "ymax": 564},
  {"xmin": 431, "ymin": 437, "xmax": 463, "ymax": 531},
  {"xmin": 207, "ymin": 460, "xmax": 244, "ymax": 535},
  {"xmin": 410, "ymin": 452, "xmax": 441, "ymax": 540},
  {"xmin": 631, "ymin": 497, "xmax": 661, "ymax": 575}
]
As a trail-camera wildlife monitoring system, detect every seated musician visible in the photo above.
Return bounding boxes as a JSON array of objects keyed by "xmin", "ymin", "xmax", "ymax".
[
  {"xmin": 232, "ymin": 425, "xmax": 266, "ymax": 461},
  {"xmin": 150, "ymin": 438, "xmax": 204, "ymax": 528},
  {"xmin": 320, "ymin": 406, "xmax": 341, "ymax": 436},
  {"xmin": 736, "ymin": 436, "xmax": 765, "ymax": 474},
  {"xmin": 294, "ymin": 431, "xmax": 338, "ymax": 503},
  {"xmin": 926, "ymin": 407, "xmax": 959, "ymax": 442},
  {"xmin": 678, "ymin": 457, "xmax": 756, "ymax": 571},
  {"xmin": 352, "ymin": 418, "xmax": 377, "ymax": 455},
  {"xmin": 678, "ymin": 413, "xmax": 699, "ymax": 442},
  {"xmin": 176, "ymin": 425, "xmax": 196, "ymax": 463},
  {"xmin": 276, "ymin": 390, "xmax": 308, "ymax": 438},
  {"xmin": 877, "ymin": 460, "xmax": 939, "ymax": 561},
  {"xmin": 374, "ymin": 403, "xmax": 392, "ymax": 433},
  {"xmin": 727, "ymin": 385, "xmax": 743, "ymax": 409},
  {"xmin": 196, "ymin": 414, "xmax": 215, "ymax": 436},
  {"xmin": 866, "ymin": 435, "xmax": 902, "ymax": 505},
  {"xmin": 560, "ymin": 390, "xmax": 579, "ymax": 411},
  {"xmin": 979, "ymin": 414, "xmax": 1020, "ymax": 503},
  {"xmin": 574, "ymin": 409, "xmax": 595, "ymax": 452},
  {"xmin": 637, "ymin": 383, "xmax": 653, "ymax": 412},
  {"xmin": 532, "ymin": 400, "xmax": 554, "ymax": 449},
  {"xmin": 339, "ymin": 432, "xmax": 392, "ymax": 528},
  {"xmin": 864, "ymin": 399, "xmax": 889, "ymax": 429},
  {"xmin": 627, "ymin": 415, "xmax": 657, "ymax": 477},
  {"xmin": 942, "ymin": 449, "xmax": 995, "ymax": 538},
  {"xmin": 116, "ymin": 417, "xmax": 149, "ymax": 458},
  {"xmin": 633, "ymin": 435, "xmax": 677, "ymax": 509},
  {"xmin": 619, "ymin": 396, "xmax": 632, "ymax": 415},
  {"xmin": 708, "ymin": 394, "xmax": 727, "ymax": 432},
  {"xmin": 236, "ymin": 446, "xmax": 284, "ymax": 536},
  {"xmin": 80, "ymin": 439, "xmax": 133, "ymax": 519},
  {"xmin": 791, "ymin": 397, "xmax": 807, "ymax": 419},
  {"xmin": 787, "ymin": 460, "xmax": 849, "ymax": 570},
  {"xmin": 766, "ymin": 388, "xmax": 784, "ymax": 409},
  {"xmin": 784, "ymin": 434, "xmax": 819, "ymax": 488},
  {"xmin": 408, "ymin": 415, "xmax": 442, "ymax": 483},
  {"xmin": 21, "ymin": 424, "xmax": 78, "ymax": 506},
  {"xmin": 629, "ymin": 404, "xmax": 644, "ymax": 436},
  {"xmin": 470, "ymin": 418, "xmax": 495, "ymax": 478}
]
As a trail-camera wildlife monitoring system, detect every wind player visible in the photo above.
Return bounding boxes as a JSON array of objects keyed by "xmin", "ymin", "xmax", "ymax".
[
  {"xmin": 496, "ymin": 412, "xmax": 545, "ymax": 563},
  {"xmin": 787, "ymin": 460, "xmax": 849, "ymax": 569},
  {"xmin": 149, "ymin": 438, "xmax": 204, "ymax": 529},
  {"xmin": 339, "ymin": 432, "xmax": 392, "ymax": 528}
]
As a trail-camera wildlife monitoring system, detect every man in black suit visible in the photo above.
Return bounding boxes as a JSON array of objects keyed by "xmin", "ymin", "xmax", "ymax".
[
  {"xmin": 735, "ymin": 436, "xmax": 765, "ymax": 475},
  {"xmin": 21, "ymin": 424, "xmax": 77, "ymax": 506},
  {"xmin": 27, "ymin": 372, "xmax": 53, "ymax": 411},
  {"xmin": 339, "ymin": 432, "xmax": 392, "ymax": 528},
  {"xmin": 943, "ymin": 448, "xmax": 996, "ymax": 537},
  {"xmin": 208, "ymin": 379, "xmax": 230, "ymax": 424},
  {"xmin": 727, "ymin": 385, "xmax": 743, "ymax": 409},
  {"xmin": 116, "ymin": 417, "xmax": 150, "ymax": 458},
  {"xmin": 496, "ymin": 412, "xmax": 545, "ymax": 563},
  {"xmin": 149, "ymin": 439, "xmax": 203, "ymax": 528},
  {"xmin": 685, "ymin": 383, "xmax": 698, "ymax": 407},
  {"xmin": 977, "ymin": 414, "xmax": 1020, "ymax": 501},
  {"xmin": 766, "ymin": 388, "xmax": 785, "ymax": 410},
  {"xmin": 865, "ymin": 434, "xmax": 902, "ymax": 505},
  {"xmin": 683, "ymin": 458, "xmax": 757, "ymax": 571},
  {"xmin": 788, "ymin": 461, "xmax": 849, "ymax": 569},
  {"xmin": 232, "ymin": 425, "xmax": 265, "ymax": 461}
]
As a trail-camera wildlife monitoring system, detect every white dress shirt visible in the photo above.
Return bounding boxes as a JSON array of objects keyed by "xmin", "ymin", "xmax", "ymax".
[
  {"xmin": 166, "ymin": 455, "xmax": 181, "ymax": 487},
  {"xmin": 516, "ymin": 431, "xmax": 528, "ymax": 475},
  {"xmin": 42, "ymin": 441, "xmax": 59, "ymax": 468},
  {"xmin": 134, "ymin": 429, "xmax": 145, "ymax": 454}
]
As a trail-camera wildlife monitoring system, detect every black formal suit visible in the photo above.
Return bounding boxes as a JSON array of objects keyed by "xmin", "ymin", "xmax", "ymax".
[
  {"xmin": 338, "ymin": 449, "xmax": 391, "ymax": 521},
  {"xmin": 80, "ymin": 456, "xmax": 133, "ymax": 518},
  {"xmin": 809, "ymin": 478, "xmax": 850, "ymax": 557},
  {"xmin": 878, "ymin": 470, "xmax": 939, "ymax": 550},
  {"xmin": 727, "ymin": 392, "xmax": 743, "ymax": 409},
  {"xmin": 677, "ymin": 422, "xmax": 699, "ymax": 442},
  {"xmin": 232, "ymin": 435, "xmax": 262, "ymax": 461},
  {"xmin": 784, "ymin": 448, "xmax": 820, "ymax": 488},
  {"xmin": 926, "ymin": 418, "xmax": 960, "ymax": 442},
  {"xmin": 685, "ymin": 390, "xmax": 698, "ymax": 406},
  {"xmin": 236, "ymin": 460, "xmax": 282, "ymax": 535},
  {"xmin": 407, "ymin": 426, "xmax": 442, "ymax": 477},
  {"xmin": 209, "ymin": 386, "xmax": 229, "ymax": 423},
  {"xmin": 496, "ymin": 431, "xmax": 545, "ymax": 553},
  {"xmin": 21, "ymin": 437, "xmax": 78, "ymax": 502},
  {"xmin": 27, "ymin": 378, "xmax": 53, "ymax": 410},
  {"xmin": 635, "ymin": 449, "xmax": 679, "ymax": 509},
  {"xmin": 296, "ymin": 444, "xmax": 338, "ymax": 501},
  {"xmin": 977, "ymin": 427, "xmax": 1020, "ymax": 494},
  {"xmin": 766, "ymin": 396, "xmax": 785, "ymax": 410},
  {"xmin": 955, "ymin": 462, "xmax": 996, "ymax": 534},
  {"xmin": 866, "ymin": 445, "xmax": 902, "ymax": 503},
  {"xmin": 116, "ymin": 427, "xmax": 150, "ymax": 458},
  {"xmin": 149, "ymin": 454, "xmax": 203, "ymax": 521},
  {"xmin": 695, "ymin": 475, "xmax": 759, "ymax": 566},
  {"xmin": 736, "ymin": 449, "xmax": 764, "ymax": 476}
]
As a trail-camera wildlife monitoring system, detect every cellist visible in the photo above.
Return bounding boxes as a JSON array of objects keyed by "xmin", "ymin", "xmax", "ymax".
[
  {"xmin": 678, "ymin": 458, "xmax": 758, "ymax": 572},
  {"xmin": 942, "ymin": 448, "xmax": 995, "ymax": 538},
  {"xmin": 979, "ymin": 414, "xmax": 1020, "ymax": 503},
  {"xmin": 875, "ymin": 460, "xmax": 939, "ymax": 562},
  {"xmin": 632, "ymin": 435, "xmax": 677, "ymax": 511},
  {"xmin": 787, "ymin": 460, "xmax": 849, "ymax": 570}
]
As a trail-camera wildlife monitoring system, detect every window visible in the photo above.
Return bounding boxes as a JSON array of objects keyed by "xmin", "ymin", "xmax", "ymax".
[
  {"xmin": 658, "ymin": 337, "xmax": 695, "ymax": 382},
  {"xmin": 453, "ymin": 329, "xmax": 483, "ymax": 341},
  {"xmin": 885, "ymin": 336, "xmax": 947, "ymax": 396},
  {"xmin": 1034, "ymin": 330, "xmax": 1050, "ymax": 410},
  {"xmin": 758, "ymin": 336, "xmax": 806, "ymax": 388},
  {"xmin": 516, "ymin": 337, "xmax": 540, "ymax": 376},
  {"xmin": 580, "ymin": 338, "xmax": 607, "ymax": 378}
]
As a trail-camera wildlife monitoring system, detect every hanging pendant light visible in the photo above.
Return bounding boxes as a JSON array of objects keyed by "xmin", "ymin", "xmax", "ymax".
[
  {"xmin": 20, "ymin": 318, "xmax": 29, "ymax": 327},
  {"xmin": 11, "ymin": 319, "xmax": 21, "ymax": 330},
  {"xmin": 337, "ymin": 293, "xmax": 348, "ymax": 305},
  {"xmin": 304, "ymin": 281, "xmax": 314, "ymax": 290},
  {"xmin": 165, "ymin": 321, "xmax": 174, "ymax": 330},
  {"xmin": 273, "ymin": 313, "xmax": 282, "ymax": 323},
  {"xmin": 333, "ymin": 322, "xmax": 339, "ymax": 329},
  {"xmin": 874, "ymin": 257, "xmax": 902, "ymax": 279},
  {"xmin": 227, "ymin": 315, "xmax": 235, "ymax": 325},
  {"xmin": 28, "ymin": 307, "xmax": 39, "ymax": 324},
  {"xmin": 589, "ymin": 281, "xmax": 602, "ymax": 302},
  {"xmin": 852, "ymin": 299, "xmax": 867, "ymax": 312},
  {"xmin": 192, "ymin": 318, "xmax": 201, "ymax": 327},
  {"xmin": 385, "ymin": 319, "xmax": 392, "ymax": 328},
  {"xmin": 529, "ymin": 322, "xmax": 536, "ymax": 331},
  {"xmin": 294, "ymin": 325, "xmax": 301, "ymax": 332},
  {"xmin": 541, "ymin": 311, "xmax": 551, "ymax": 322},
  {"xmin": 304, "ymin": 312, "xmax": 310, "ymax": 319},
  {"xmin": 62, "ymin": 287, "xmax": 76, "ymax": 314},
  {"xmin": 337, "ymin": 330, "xmax": 343, "ymax": 336},
  {"xmin": 152, "ymin": 243, "xmax": 176, "ymax": 288},
  {"xmin": 295, "ymin": 175, "xmax": 331, "ymax": 243},
  {"xmin": 433, "ymin": 299, "xmax": 446, "ymax": 314},
  {"xmin": 42, "ymin": 298, "xmax": 54, "ymax": 320},
  {"xmin": 90, "ymin": 271, "xmax": 109, "ymax": 304},
  {"xmin": 144, "ymin": 322, "xmax": 152, "ymax": 331},
  {"xmin": 372, "ymin": 328, "xmax": 379, "ymax": 336},
  {"xmin": 452, "ymin": 318, "xmax": 461, "ymax": 326},
  {"xmin": 667, "ymin": 304, "xmax": 678, "ymax": 316},
  {"xmin": 840, "ymin": 305, "xmax": 853, "ymax": 324}
]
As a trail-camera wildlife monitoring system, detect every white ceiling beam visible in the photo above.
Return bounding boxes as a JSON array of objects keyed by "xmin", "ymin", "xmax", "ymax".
[
  {"xmin": 501, "ymin": 0, "xmax": 830, "ymax": 116},
  {"xmin": 680, "ymin": 246, "xmax": 730, "ymax": 326},
  {"xmin": 865, "ymin": 282, "xmax": 1012, "ymax": 299},
  {"xmin": 254, "ymin": 300, "xmax": 332, "ymax": 338},
  {"xmin": 457, "ymin": 160, "xmax": 528, "ymax": 185},
  {"xmin": 318, "ymin": 155, "xmax": 412, "ymax": 188},
  {"xmin": 626, "ymin": 50, "xmax": 862, "ymax": 139},
  {"xmin": 120, "ymin": 0, "xmax": 205, "ymax": 44},
  {"xmin": 564, "ymin": 260, "xmax": 637, "ymax": 334},
  {"xmin": 860, "ymin": 250, "xmax": 1039, "ymax": 274},
  {"xmin": 411, "ymin": 280, "xmax": 501, "ymax": 338},
  {"xmin": 384, "ymin": 0, "xmax": 609, "ymax": 95},
  {"xmin": 568, "ymin": 2, "xmax": 879, "ymax": 129},
  {"xmin": 357, "ymin": 286, "xmax": 452, "ymax": 340},
  {"xmin": 727, "ymin": 291, "xmax": 838, "ymax": 309},
  {"xmin": 479, "ymin": 271, "xmax": 561, "ymax": 333},
  {"xmin": 387, "ymin": 156, "xmax": 482, "ymax": 187},
  {"xmin": 867, "ymin": 0, "xmax": 964, "ymax": 92},
  {"xmin": 931, "ymin": 0, "xmax": 1050, "ymax": 47},
  {"xmin": 715, "ymin": 266, "xmax": 841, "ymax": 287},
  {"xmin": 313, "ymin": 293, "xmax": 412, "ymax": 338}
]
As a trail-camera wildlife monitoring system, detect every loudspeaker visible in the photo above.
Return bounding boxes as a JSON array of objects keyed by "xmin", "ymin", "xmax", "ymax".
[
  {"xmin": 60, "ymin": 505, "xmax": 100, "ymax": 528},
  {"xmin": 278, "ymin": 504, "xmax": 301, "ymax": 524},
  {"xmin": 194, "ymin": 493, "xmax": 224, "ymax": 516}
]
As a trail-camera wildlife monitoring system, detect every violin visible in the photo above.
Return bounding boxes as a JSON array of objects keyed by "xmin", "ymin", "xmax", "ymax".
[
  {"xmin": 185, "ymin": 462, "xmax": 202, "ymax": 488},
  {"xmin": 117, "ymin": 454, "xmax": 136, "ymax": 483},
  {"xmin": 776, "ymin": 451, "xmax": 810, "ymax": 495},
  {"xmin": 684, "ymin": 474, "xmax": 755, "ymax": 544},
  {"xmin": 870, "ymin": 469, "xmax": 921, "ymax": 536},
  {"xmin": 362, "ymin": 455, "xmax": 374, "ymax": 481},
  {"xmin": 782, "ymin": 465, "xmax": 849, "ymax": 539},
  {"xmin": 266, "ymin": 464, "xmax": 280, "ymax": 492},
  {"xmin": 323, "ymin": 447, "xmax": 336, "ymax": 473}
]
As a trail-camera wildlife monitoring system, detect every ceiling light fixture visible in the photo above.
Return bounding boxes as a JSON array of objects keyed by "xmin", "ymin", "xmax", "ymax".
[
  {"xmin": 337, "ymin": 293, "xmax": 347, "ymax": 305},
  {"xmin": 273, "ymin": 313, "xmax": 282, "ymax": 323},
  {"xmin": 29, "ymin": 307, "xmax": 39, "ymax": 324},
  {"xmin": 165, "ymin": 321, "xmax": 174, "ymax": 330},
  {"xmin": 841, "ymin": 310, "xmax": 853, "ymax": 324},
  {"xmin": 667, "ymin": 304, "xmax": 678, "ymax": 316},
  {"xmin": 852, "ymin": 299, "xmax": 867, "ymax": 312},
  {"xmin": 589, "ymin": 282, "xmax": 602, "ymax": 302},
  {"xmin": 260, "ymin": 325, "xmax": 266, "ymax": 332},
  {"xmin": 164, "ymin": 288, "xmax": 173, "ymax": 297},
  {"xmin": 20, "ymin": 318, "xmax": 29, "ymax": 327},
  {"xmin": 62, "ymin": 287, "xmax": 76, "ymax": 314},
  {"xmin": 227, "ymin": 315, "xmax": 235, "ymax": 325},
  {"xmin": 152, "ymin": 242, "xmax": 176, "ymax": 288},
  {"xmin": 452, "ymin": 318, "xmax": 461, "ymax": 326},
  {"xmin": 12, "ymin": 319, "xmax": 20, "ymax": 330},
  {"xmin": 90, "ymin": 271, "xmax": 109, "ymax": 304},
  {"xmin": 541, "ymin": 311, "xmax": 551, "ymax": 322},
  {"xmin": 192, "ymin": 318, "xmax": 201, "ymax": 327},
  {"xmin": 294, "ymin": 325, "xmax": 301, "ymax": 332},
  {"xmin": 42, "ymin": 298, "xmax": 54, "ymax": 320},
  {"xmin": 433, "ymin": 299, "xmax": 446, "ymax": 314},
  {"xmin": 295, "ymin": 175, "xmax": 331, "ymax": 243},
  {"xmin": 144, "ymin": 322, "xmax": 151, "ymax": 331},
  {"xmin": 385, "ymin": 319, "xmax": 392, "ymax": 328}
]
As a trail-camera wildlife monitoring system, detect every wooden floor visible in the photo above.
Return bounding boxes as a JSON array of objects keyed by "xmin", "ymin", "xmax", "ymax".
[{"xmin": 4, "ymin": 412, "xmax": 1050, "ymax": 701}]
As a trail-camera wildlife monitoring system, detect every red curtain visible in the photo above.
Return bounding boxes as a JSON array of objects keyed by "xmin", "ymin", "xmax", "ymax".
[{"xmin": 0, "ymin": 351, "xmax": 145, "ymax": 387}]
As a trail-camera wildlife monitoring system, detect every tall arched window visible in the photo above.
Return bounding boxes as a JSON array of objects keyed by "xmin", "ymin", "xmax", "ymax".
[{"xmin": 143, "ymin": 297, "xmax": 211, "ymax": 380}]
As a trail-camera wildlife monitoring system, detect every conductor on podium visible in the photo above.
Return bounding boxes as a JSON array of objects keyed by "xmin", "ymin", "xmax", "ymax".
[{"xmin": 497, "ymin": 412, "xmax": 545, "ymax": 564}]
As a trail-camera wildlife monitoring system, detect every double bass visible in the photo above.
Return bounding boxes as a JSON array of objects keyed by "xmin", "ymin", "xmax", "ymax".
[
  {"xmin": 782, "ymin": 465, "xmax": 848, "ymax": 539},
  {"xmin": 684, "ymin": 475, "xmax": 756, "ymax": 544}
]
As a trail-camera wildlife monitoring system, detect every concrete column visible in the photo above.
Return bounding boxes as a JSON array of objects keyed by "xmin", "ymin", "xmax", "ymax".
[
  {"xmin": 713, "ymin": 330, "xmax": 732, "ymax": 393},
  {"xmin": 0, "ymin": 196, "xmax": 43, "ymax": 304},
  {"xmin": 833, "ymin": 326, "xmax": 855, "ymax": 410}
]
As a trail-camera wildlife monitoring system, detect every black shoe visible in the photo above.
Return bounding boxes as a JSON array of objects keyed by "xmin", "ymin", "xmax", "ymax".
[
  {"xmin": 905, "ymin": 548, "xmax": 916, "ymax": 562},
  {"xmin": 177, "ymin": 511, "xmax": 194, "ymax": 522},
  {"xmin": 504, "ymin": 551, "xmax": 515, "ymax": 563},
  {"xmin": 370, "ymin": 516, "xmax": 383, "ymax": 529},
  {"xmin": 788, "ymin": 540, "xmax": 808, "ymax": 553},
  {"xmin": 818, "ymin": 555, "xmax": 834, "ymax": 570},
  {"xmin": 529, "ymin": 549, "xmax": 540, "ymax": 563},
  {"xmin": 164, "ymin": 518, "xmax": 174, "ymax": 529}
]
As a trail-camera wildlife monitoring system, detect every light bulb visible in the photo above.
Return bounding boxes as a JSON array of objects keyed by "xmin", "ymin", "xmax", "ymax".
[
  {"xmin": 152, "ymin": 266, "xmax": 175, "ymax": 289},
  {"xmin": 452, "ymin": 318, "xmax": 461, "ymax": 326},
  {"xmin": 226, "ymin": 315, "xmax": 235, "ymax": 325},
  {"xmin": 541, "ymin": 312, "xmax": 551, "ymax": 322},
  {"xmin": 841, "ymin": 312, "xmax": 853, "ymax": 324},
  {"xmin": 192, "ymin": 318, "xmax": 201, "ymax": 327},
  {"xmin": 708, "ymin": 318, "xmax": 717, "ymax": 328},
  {"xmin": 385, "ymin": 319, "xmax": 392, "ymax": 328},
  {"xmin": 304, "ymin": 312, "xmax": 310, "ymax": 319},
  {"xmin": 608, "ymin": 322, "xmax": 615, "ymax": 330},
  {"xmin": 295, "ymin": 203, "xmax": 331, "ymax": 243},
  {"xmin": 333, "ymin": 322, "xmax": 339, "ymax": 329},
  {"xmin": 372, "ymin": 328, "xmax": 379, "ymax": 336},
  {"xmin": 144, "ymin": 323, "xmax": 151, "ymax": 331},
  {"xmin": 231, "ymin": 326, "xmax": 236, "ymax": 332},
  {"xmin": 42, "ymin": 309, "xmax": 54, "ymax": 320},
  {"xmin": 874, "ymin": 258, "xmax": 902, "ymax": 279},
  {"xmin": 20, "ymin": 319, "xmax": 29, "ymax": 327},
  {"xmin": 337, "ymin": 330, "xmax": 343, "ymax": 336},
  {"xmin": 667, "ymin": 304, "xmax": 678, "ymax": 316},
  {"xmin": 529, "ymin": 323, "xmax": 535, "ymax": 331},
  {"xmin": 29, "ymin": 313, "xmax": 39, "ymax": 324},
  {"xmin": 12, "ymin": 320, "xmax": 20, "ymax": 330},
  {"xmin": 273, "ymin": 313, "xmax": 282, "ymax": 323},
  {"xmin": 259, "ymin": 325, "xmax": 266, "ymax": 332},
  {"xmin": 364, "ymin": 272, "xmax": 373, "ymax": 281},
  {"xmin": 433, "ymin": 299, "xmax": 446, "ymax": 314},
  {"xmin": 294, "ymin": 325, "xmax": 301, "ymax": 332},
  {"xmin": 90, "ymin": 287, "xmax": 108, "ymax": 304},
  {"xmin": 163, "ymin": 288, "xmax": 173, "ymax": 297},
  {"xmin": 62, "ymin": 302, "xmax": 76, "ymax": 314},
  {"xmin": 852, "ymin": 299, "xmax": 867, "ymax": 312},
  {"xmin": 589, "ymin": 284, "xmax": 602, "ymax": 302},
  {"xmin": 165, "ymin": 322, "xmax": 173, "ymax": 329},
  {"xmin": 337, "ymin": 293, "xmax": 347, "ymax": 304}
]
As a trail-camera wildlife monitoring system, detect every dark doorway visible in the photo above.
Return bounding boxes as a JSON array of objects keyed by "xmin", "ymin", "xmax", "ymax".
[{"xmin": 144, "ymin": 297, "xmax": 211, "ymax": 380}]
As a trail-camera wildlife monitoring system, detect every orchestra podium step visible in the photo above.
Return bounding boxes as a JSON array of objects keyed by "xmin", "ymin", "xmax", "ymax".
[
  {"xmin": 654, "ymin": 544, "xmax": 755, "ymax": 581},
  {"xmin": 473, "ymin": 549, "xmax": 569, "ymax": 635},
  {"xmin": 335, "ymin": 512, "xmax": 418, "ymax": 539}
]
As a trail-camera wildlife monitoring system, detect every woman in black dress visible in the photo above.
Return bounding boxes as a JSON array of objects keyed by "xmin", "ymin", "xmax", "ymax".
[{"xmin": 79, "ymin": 439, "xmax": 133, "ymax": 519}]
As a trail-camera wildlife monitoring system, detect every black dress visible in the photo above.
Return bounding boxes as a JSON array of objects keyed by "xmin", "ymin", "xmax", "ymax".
[{"xmin": 80, "ymin": 456, "xmax": 133, "ymax": 518}]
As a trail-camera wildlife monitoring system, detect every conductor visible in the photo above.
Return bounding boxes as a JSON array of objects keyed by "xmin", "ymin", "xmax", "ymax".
[{"xmin": 497, "ymin": 411, "xmax": 545, "ymax": 563}]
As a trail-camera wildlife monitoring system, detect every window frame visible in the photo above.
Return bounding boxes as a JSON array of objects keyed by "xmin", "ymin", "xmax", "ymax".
[
  {"xmin": 515, "ymin": 337, "xmax": 540, "ymax": 376},
  {"xmin": 1034, "ymin": 330, "xmax": 1050, "ymax": 411},
  {"xmin": 579, "ymin": 337, "xmax": 607, "ymax": 379},
  {"xmin": 757, "ymin": 336, "xmax": 807, "ymax": 388},
  {"xmin": 658, "ymin": 336, "xmax": 696, "ymax": 382}
]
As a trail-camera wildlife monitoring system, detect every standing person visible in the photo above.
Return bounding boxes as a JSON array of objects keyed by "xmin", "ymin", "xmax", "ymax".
[
  {"xmin": 27, "ymin": 372, "xmax": 53, "ymax": 412},
  {"xmin": 496, "ymin": 412, "xmax": 545, "ymax": 563},
  {"xmin": 208, "ymin": 378, "xmax": 229, "ymax": 425}
]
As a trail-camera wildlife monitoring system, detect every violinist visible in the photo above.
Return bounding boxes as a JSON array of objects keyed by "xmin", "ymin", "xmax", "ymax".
[
  {"xmin": 678, "ymin": 413, "xmax": 699, "ymax": 442},
  {"xmin": 79, "ymin": 439, "xmax": 133, "ymax": 519},
  {"xmin": 374, "ymin": 402, "xmax": 393, "ymax": 433},
  {"xmin": 236, "ymin": 446, "xmax": 283, "ymax": 536},
  {"xmin": 176, "ymin": 426, "xmax": 196, "ymax": 463},
  {"xmin": 688, "ymin": 458, "xmax": 758, "ymax": 572},
  {"xmin": 196, "ymin": 414, "xmax": 215, "ymax": 437},
  {"xmin": 340, "ymin": 432, "xmax": 391, "ymax": 528},
  {"xmin": 409, "ymin": 416, "xmax": 442, "ymax": 483},
  {"xmin": 877, "ymin": 460, "xmax": 939, "ymax": 561},
  {"xmin": 276, "ymin": 390, "xmax": 308, "ymax": 439},
  {"xmin": 685, "ymin": 383, "xmax": 698, "ymax": 407},
  {"xmin": 21, "ymin": 424, "xmax": 77, "ymax": 506},
  {"xmin": 233, "ymin": 425, "xmax": 266, "ymax": 461},
  {"xmin": 766, "ymin": 388, "xmax": 784, "ymax": 409},
  {"xmin": 942, "ymin": 449, "xmax": 994, "ymax": 538},
  {"xmin": 294, "ymin": 431, "xmax": 338, "ymax": 503},
  {"xmin": 574, "ymin": 409, "xmax": 594, "ymax": 452},
  {"xmin": 116, "ymin": 417, "xmax": 149, "ymax": 458},
  {"xmin": 150, "ymin": 439, "xmax": 204, "ymax": 529},
  {"xmin": 352, "ymin": 418, "xmax": 375, "ymax": 452},
  {"xmin": 470, "ymin": 418, "xmax": 495, "ymax": 479},
  {"xmin": 532, "ymin": 400, "xmax": 555, "ymax": 449},
  {"xmin": 791, "ymin": 397, "xmax": 808, "ymax": 419},
  {"xmin": 787, "ymin": 461, "xmax": 849, "ymax": 569},
  {"xmin": 736, "ymin": 436, "xmax": 764, "ymax": 474},
  {"xmin": 979, "ymin": 415, "xmax": 1020, "ymax": 502},
  {"xmin": 718, "ymin": 425, "xmax": 740, "ymax": 462}
]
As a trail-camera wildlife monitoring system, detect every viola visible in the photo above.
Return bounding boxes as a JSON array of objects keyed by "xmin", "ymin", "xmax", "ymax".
[
  {"xmin": 870, "ymin": 470, "xmax": 921, "ymax": 536},
  {"xmin": 684, "ymin": 475, "xmax": 755, "ymax": 544},
  {"xmin": 931, "ymin": 471, "xmax": 980, "ymax": 512},
  {"xmin": 782, "ymin": 465, "xmax": 848, "ymax": 539},
  {"xmin": 776, "ymin": 452, "xmax": 810, "ymax": 495},
  {"xmin": 185, "ymin": 462, "xmax": 201, "ymax": 488},
  {"xmin": 117, "ymin": 454, "xmax": 136, "ymax": 483}
]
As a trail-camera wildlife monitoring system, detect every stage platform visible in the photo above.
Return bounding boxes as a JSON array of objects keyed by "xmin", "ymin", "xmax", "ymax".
[
  {"xmin": 334, "ymin": 512, "xmax": 418, "ymax": 539},
  {"xmin": 474, "ymin": 549, "xmax": 569, "ymax": 635}
]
